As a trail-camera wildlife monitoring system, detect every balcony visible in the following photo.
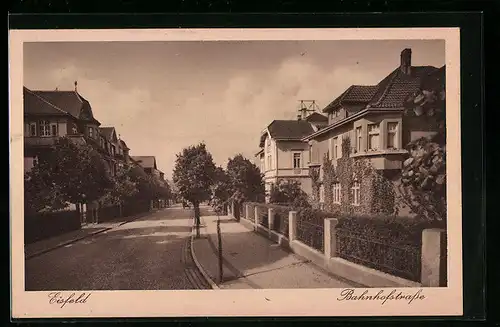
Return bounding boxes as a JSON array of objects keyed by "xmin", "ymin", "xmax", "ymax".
[
  {"xmin": 24, "ymin": 134, "xmax": 86, "ymax": 148},
  {"xmin": 350, "ymin": 148, "xmax": 408, "ymax": 170},
  {"xmin": 277, "ymin": 167, "xmax": 310, "ymax": 178}
]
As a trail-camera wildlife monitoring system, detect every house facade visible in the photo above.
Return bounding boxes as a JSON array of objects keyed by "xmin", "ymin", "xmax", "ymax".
[
  {"xmin": 23, "ymin": 84, "xmax": 170, "ymax": 221},
  {"xmin": 256, "ymin": 108, "xmax": 328, "ymax": 202},
  {"xmin": 303, "ymin": 48, "xmax": 443, "ymax": 215}
]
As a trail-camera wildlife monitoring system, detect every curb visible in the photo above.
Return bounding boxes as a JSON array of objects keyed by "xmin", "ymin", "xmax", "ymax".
[
  {"xmin": 189, "ymin": 218, "xmax": 220, "ymax": 290},
  {"xmin": 25, "ymin": 211, "xmax": 151, "ymax": 260}
]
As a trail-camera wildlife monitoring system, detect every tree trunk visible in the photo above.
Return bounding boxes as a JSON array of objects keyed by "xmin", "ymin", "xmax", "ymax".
[
  {"xmin": 217, "ymin": 215, "xmax": 223, "ymax": 283},
  {"xmin": 194, "ymin": 202, "xmax": 201, "ymax": 238},
  {"xmin": 76, "ymin": 203, "xmax": 82, "ymax": 225}
]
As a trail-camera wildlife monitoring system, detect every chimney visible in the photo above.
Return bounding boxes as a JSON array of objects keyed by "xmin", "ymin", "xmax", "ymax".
[
  {"xmin": 400, "ymin": 48, "xmax": 412, "ymax": 75},
  {"xmin": 74, "ymin": 80, "xmax": 78, "ymax": 92}
]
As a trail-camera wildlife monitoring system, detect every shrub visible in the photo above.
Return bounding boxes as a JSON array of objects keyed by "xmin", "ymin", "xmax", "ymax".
[
  {"xmin": 296, "ymin": 207, "xmax": 337, "ymax": 226},
  {"xmin": 24, "ymin": 210, "xmax": 81, "ymax": 244},
  {"xmin": 336, "ymin": 215, "xmax": 439, "ymax": 247}
]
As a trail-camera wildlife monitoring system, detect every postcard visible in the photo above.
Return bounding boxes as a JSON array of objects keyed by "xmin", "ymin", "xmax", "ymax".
[{"xmin": 10, "ymin": 27, "xmax": 462, "ymax": 318}]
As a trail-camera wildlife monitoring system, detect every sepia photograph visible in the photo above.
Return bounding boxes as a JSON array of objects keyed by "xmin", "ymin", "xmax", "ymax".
[{"xmin": 10, "ymin": 28, "xmax": 462, "ymax": 318}]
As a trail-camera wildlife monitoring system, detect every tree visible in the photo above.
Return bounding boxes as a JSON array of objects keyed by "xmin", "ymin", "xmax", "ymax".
[
  {"xmin": 172, "ymin": 143, "xmax": 217, "ymax": 237},
  {"xmin": 100, "ymin": 163, "xmax": 138, "ymax": 210},
  {"xmin": 400, "ymin": 66, "xmax": 446, "ymax": 224},
  {"xmin": 269, "ymin": 179, "xmax": 312, "ymax": 209},
  {"xmin": 210, "ymin": 166, "xmax": 231, "ymax": 215},
  {"xmin": 226, "ymin": 154, "xmax": 265, "ymax": 204},
  {"xmin": 24, "ymin": 137, "xmax": 113, "ymax": 217}
]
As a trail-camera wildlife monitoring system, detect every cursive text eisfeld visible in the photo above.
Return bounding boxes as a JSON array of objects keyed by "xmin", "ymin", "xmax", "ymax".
[
  {"xmin": 48, "ymin": 292, "xmax": 92, "ymax": 308},
  {"xmin": 337, "ymin": 288, "xmax": 425, "ymax": 305}
]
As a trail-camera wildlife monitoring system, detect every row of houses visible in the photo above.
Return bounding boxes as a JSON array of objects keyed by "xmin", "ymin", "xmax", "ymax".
[
  {"xmin": 23, "ymin": 82, "xmax": 170, "ymax": 221},
  {"xmin": 255, "ymin": 48, "xmax": 445, "ymax": 216}
]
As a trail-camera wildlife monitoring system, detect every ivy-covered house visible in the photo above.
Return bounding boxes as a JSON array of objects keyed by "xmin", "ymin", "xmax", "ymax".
[
  {"xmin": 302, "ymin": 48, "xmax": 444, "ymax": 216},
  {"xmin": 256, "ymin": 107, "xmax": 328, "ymax": 202}
]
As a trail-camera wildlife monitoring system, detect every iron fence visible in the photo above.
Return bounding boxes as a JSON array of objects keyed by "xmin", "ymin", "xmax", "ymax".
[
  {"xmin": 335, "ymin": 228, "xmax": 422, "ymax": 282},
  {"xmin": 296, "ymin": 219, "xmax": 324, "ymax": 253},
  {"xmin": 255, "ymin": 205, "xmax": 268, "ymax": 228},
  {"xmin": 271, "ymin": 207, "xmax": 290, "ymax": 236},
  {"xmin": 245, "ymin": 203, "xmax": 257, "ymax": 222}
]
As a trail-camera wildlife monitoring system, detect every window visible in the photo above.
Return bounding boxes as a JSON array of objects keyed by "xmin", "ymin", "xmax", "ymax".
[
  {"xmin": 387, "ymin": 122, "xmax": 398, "ymax": 149},
  {"xmin": 332, "ymin": 137, "xmax": 339, "ymax": 159},
  {"xmin": 368, "ymin": 123, "xmax": 380, "ymax": 150},
  {"xmin": 88, "ymin": 127, "xmax": 94, "ymax": 138},
  {"xmin": 333, "ymin": 182, "xmax": 341, "ymax": 204},
  {"xmin": 267, "ymin": 155, "xmax": 272, "ymax": 170},
  {"xmin": 351, "ymin": 180, "xmax": 361, "ymax": 206},
  {"xmin": 355, "ymin": 126, "xmax": 362, "ymax": 152},
  {"xmin": 319, "ymin": 184, "xmax": 325, "ymax": 204},
  {"xmin": 39, "ymin": 120, "xmax": 51, "ymax": 137},
  {"xmin": 293, "ymin": 153, "xmax": 301, "ymax": 169},
  {"xmin": 29, "ymin": 122, "xmax": 37, "ymax": 136},
  {"xmin": 266, "ymin": 140, "xmax": 271, "ymax": 153},
  {"xmin": 51, "ymin": 123, "xmax": 58, "ymax": 136},
  {"xmin": 111, "ymin": 145, "xmax": 116, "ymax": 156}
]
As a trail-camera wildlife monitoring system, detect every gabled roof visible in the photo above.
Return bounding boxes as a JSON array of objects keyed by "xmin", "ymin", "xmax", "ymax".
[
  {"xmin": 322, "ymin": 66, "xmax": 439, "ymax": 113},
  {"xmin": 24, "ymin": 87, "xmax": 69, "ymax": 116},
  {"xmin": 268, "ymin": 120, "xmax": 315, "ymax": 139},
  {"xmin": 25, "ymin": 87, "xmax": 100, "ymax": 124},
  {"xmin": 323, "ymin": 85, "xmax": 378, "ymax": 113},
  {"xmin": 305, "ymin": 112, "xmax": 328, "ymax": 123},
  {"xmin": 131, "ymin": 156, "xmax": 157, "ymax": 170},
  {"xmin": 119, "ymin": 139, "xmax": 130, "ymax": 150},
  {"xmin": 368, "ymin": 66, "xmax": 439, "ymax": 109},
  {"xmin": 259, "ymin": 120, "xmax": 314, "ymax": 147},
  {"xmin": 99, "ymin": 127, "xmax": 117, "ymax": 142}
]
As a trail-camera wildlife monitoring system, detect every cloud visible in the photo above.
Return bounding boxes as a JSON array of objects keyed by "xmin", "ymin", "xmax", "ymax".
[{"xmin": 24, "ymin": 41, "xmax": 443, "ymax": 179}]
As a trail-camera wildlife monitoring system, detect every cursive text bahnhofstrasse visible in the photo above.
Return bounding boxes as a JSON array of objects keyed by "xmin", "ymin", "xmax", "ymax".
[
  {"xmin": 48, "ymin": 292, "xmax": 91, "ymax": 308},
  {"xmin": 337, "ymin": 288, "xmax": 425, "ymax": 305}
]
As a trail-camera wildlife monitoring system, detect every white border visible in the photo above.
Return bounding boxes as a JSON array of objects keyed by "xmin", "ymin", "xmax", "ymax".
[{"xmin": 9, "ymin": 28, "xmax": 462, "ymax": 318}]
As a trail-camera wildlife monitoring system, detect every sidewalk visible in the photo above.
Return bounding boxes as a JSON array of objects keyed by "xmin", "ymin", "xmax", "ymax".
[
  {"xmin": 192, "ymin": 215, "xmax": 359, "ymax": 289},
  {"xmin": 25, "ymin": 211, "xmax": 152, "ymax": 259}
]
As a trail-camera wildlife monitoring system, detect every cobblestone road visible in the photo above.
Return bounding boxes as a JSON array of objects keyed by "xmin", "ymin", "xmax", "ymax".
[{"xmin": 25, "ymin": 206, "xmax": 211, "ymax": 291}]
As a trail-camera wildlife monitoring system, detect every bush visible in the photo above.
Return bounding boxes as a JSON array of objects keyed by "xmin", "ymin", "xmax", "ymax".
[
  {"xmin": 24, "ymin": 210, "xmax": 81, "ymax": 244},
  {"xmin": 336, "ymin": 215, "xmax": 438, "ymax": 247},
  {"xmin": 296, "ymin": 207, "xmax": 337, "ymax": 226}
]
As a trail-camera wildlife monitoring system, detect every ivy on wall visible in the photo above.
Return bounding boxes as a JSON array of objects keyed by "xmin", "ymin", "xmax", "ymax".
[
  {"xmin": 310, "ymin": 137, "xmax": 397, "ymax": 216},
  {"xmin": 309, "ymin": 165, "xmax": 321, "ymax": 209}
]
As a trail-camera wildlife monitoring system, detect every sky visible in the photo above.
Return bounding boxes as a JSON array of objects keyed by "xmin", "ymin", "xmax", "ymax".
[{"xmin": 24, "ymin": 40, "xmax": 445, "ymax": 179}]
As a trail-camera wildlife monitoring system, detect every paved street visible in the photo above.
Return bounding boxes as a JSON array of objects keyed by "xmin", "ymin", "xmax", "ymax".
[{"xmin": 25, "ymin": 206, "xmax": 211, "ymax": 291}]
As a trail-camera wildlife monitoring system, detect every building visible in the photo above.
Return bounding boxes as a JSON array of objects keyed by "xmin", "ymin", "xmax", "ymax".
[
  {"xmin": 23, "ymin": 83, "xmax": 167, "ymax": 221},
  {"xmin": 256, "ymin": 106, "xmax": 328, "ymax": 201},
  {"xmin": 23, "ymin": 85, "xmax": 97, "ymax": 173},
  {"xmin": 303, "ymin": 48, "xmax": 443, "ymax": 214}
]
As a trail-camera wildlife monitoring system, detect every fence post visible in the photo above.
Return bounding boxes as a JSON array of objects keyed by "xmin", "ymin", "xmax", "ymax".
[
  {"xmin": 289, "ymin": 211, "xmax": 297, "ymax": 241},
  {"xmin": 229, "ymin": 201, "xmax": 235, "ymax": 218},
  {"xmin": 245, "ymin": 204, "xmax": 251, "ymax": 221},
  {"xmin": 421, "ymin": 228, "xmax": 447, "ymax": 287},
  {"xmin": 324, "ymin": 218, "xmax": 339, "ymax": 261},
  {"xmin": 254, "ymin": 205, "xmax": 259, "ymax": 226},
  {"xmin": 268, "ymin": 208, "xmax": 275, "ymax": 235}
]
